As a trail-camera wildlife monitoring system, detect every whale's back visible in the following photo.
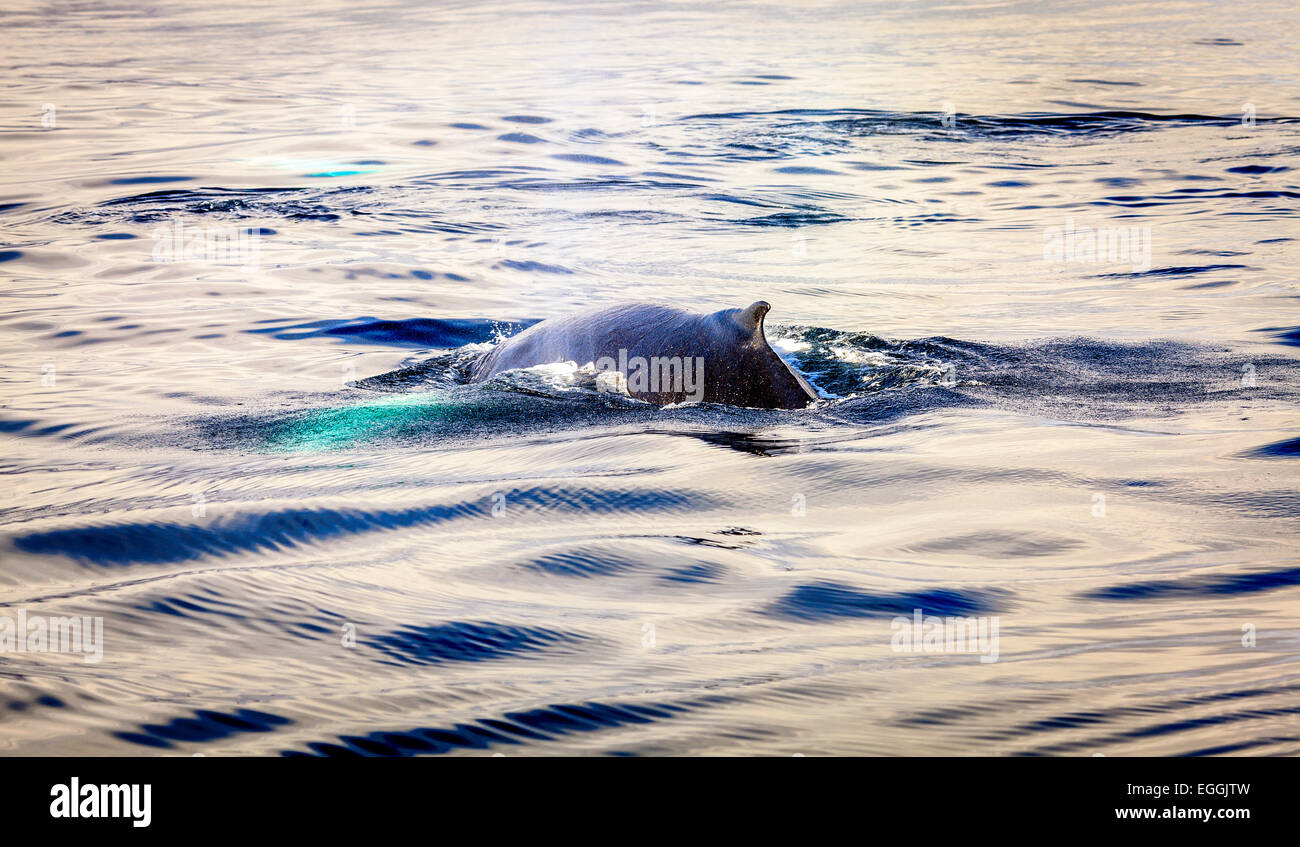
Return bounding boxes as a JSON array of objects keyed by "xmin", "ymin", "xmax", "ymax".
[{"xmin": 469, "ymin": 301, "xmax": 816, "ymax": 409}]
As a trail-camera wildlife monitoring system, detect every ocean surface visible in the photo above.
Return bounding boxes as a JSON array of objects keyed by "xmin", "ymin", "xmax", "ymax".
[{"xmin": 1, "ymin": 0, "xmax": 1298, "ymax": 756}]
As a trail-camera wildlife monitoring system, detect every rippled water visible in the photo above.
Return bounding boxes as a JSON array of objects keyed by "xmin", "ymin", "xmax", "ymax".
[{"xmin": 2, "ymin": 0, "xmax": 1298, "ymax": 756}]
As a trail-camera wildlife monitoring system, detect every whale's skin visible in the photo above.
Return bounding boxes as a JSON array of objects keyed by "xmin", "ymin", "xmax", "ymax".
[{"xmin": 467, "ymin": 301, "xmax": 818, "ymax": 409}]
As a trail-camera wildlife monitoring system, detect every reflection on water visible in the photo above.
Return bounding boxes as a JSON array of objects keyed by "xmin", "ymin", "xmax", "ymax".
[{"xmin": 1, "ymin": 0, "xmax": 1298, "ymax": 756}]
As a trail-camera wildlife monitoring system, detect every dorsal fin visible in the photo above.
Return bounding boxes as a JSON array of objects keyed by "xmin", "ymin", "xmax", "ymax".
[{"xmin": 731, "ymin": 300, "xmax": 771, "ymax": 334}]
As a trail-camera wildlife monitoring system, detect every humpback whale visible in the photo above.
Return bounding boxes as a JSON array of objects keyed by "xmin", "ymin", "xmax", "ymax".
[{"xmin": 468, "ymin": 301, "xmax": 818, "ymax": 409}]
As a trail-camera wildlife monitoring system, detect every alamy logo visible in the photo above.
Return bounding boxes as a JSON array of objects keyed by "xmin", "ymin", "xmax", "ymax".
[
  {"xmin": 50, "ymin": 778, "xmax": 151, "ymax": 827},
  {"xmin": 151, "ymin": 217, "xmax": 261, "ymax": 268},
  {"xmin": 593, "ymin": 349, "xmax": 704, "ymax": 402},
  {"xmin": 891, "ymin": 609, "xmax": 1000, "ymax": 663},
  {"xmin": 1043, "ymin": 218, "xmax": 1151, "ymax": 272},
  {"xmin": 0, "ymin": 610, "xmax": 103, "ymax": 663}
]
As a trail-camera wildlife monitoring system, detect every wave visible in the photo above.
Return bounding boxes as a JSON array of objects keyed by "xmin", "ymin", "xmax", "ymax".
[
  {"xmin": 10, "ymin": 487, "xmax": 716, "ymax": 566},
  {"xmin": 681, "ymin": 108, "xmax": 1300, "ymax": 138},
  {"xmin": 1081, "ymin": 566, "xmax": 1300, "ymax": 601},
  {"xmin": 893, "ymin": 683, "xmax": 1300, "ymax": 757},
  {"xmin": 765, "ymin": 581, "xmax": 1013, "ymax": 621},
  {"xmin": 371, "ymin": 621, "xmax": 588, "ymax": 667},
  {"xmin": 278, "ymin": 696, "xmax": 723, "ymax": 757},
  {"xmin": 247, "ymin": 316, "xmax": 538, "ymax": 349},
  {"xmin": 115, "ymin": 708, "xmax": 292, "ymax": 749}
]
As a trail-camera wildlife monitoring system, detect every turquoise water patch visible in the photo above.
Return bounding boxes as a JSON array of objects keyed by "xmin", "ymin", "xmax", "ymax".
[{"xmin": 265, "ymin": 393, "xmax": 459, "ymax": 451}]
